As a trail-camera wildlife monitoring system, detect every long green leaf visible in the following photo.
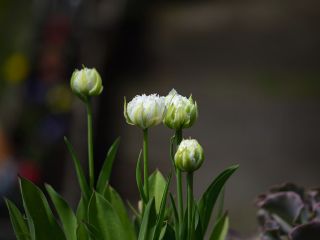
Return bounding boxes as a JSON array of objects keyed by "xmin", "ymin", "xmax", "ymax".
[
  {"xmin": 209, "ymin": 212, "xmax": 229, "ymax": 240},
  {"xmin": 149, "ymin": 170, "xmax": 167, "ymax": 213},
  {"xmin": 5, "ymin": 199, "xmax": 30, "ymax": 240},
  {"xmin": 153, "ymin": 173, "xmax": 172, "ymax": 240},
  {"xmin": 104, "ymin": 185, "xmax": 136, "ymax": 240},
  {"xmin": 136, "ymin": 150, "xmax": 147, "ymax": 203},
  {"xmin": 159, "ymin": 224, "xmax": 175, "ymax": 240},
  {"xmin": 169, "ymin": 193, "xmax": 179, "ymax": 240},
  {"xmin": 82, "ymin": 221, "xmax": 100, "ymax": 239},
  {"xmin": 45, "ymin": 184, "xmax": 77, "ymax": 240},
  {"xmin": 169, "ymin": 193, "xmax": 178, "ymax": 224},
  {"xmin": 96, "ymin": 137, "xmax": 121, "ymax": 193},
  {"xmin": 138, "ymin": 198, "xmax": 157, "ymax": 240},
  {"xmin": 76, "ymin": 196, "xmax": 90, "ymax": 240},
  {"xmin": 76, "ymin": 222, "xmax": 89, "ymax": 240},
  {"xmin": 198, "ymin": 165, "xmax": 239, "ymax": 235},
  {"xmin": 19, "ymin": 178, "xmax": 66, "ymax": 240},
  {"xmin": 88, "ymin": 191, "xmax": 132, "ymax": 239},
  {"xmin": 64, "ymin": 137, "xmax": 91, "ymax": 200}
]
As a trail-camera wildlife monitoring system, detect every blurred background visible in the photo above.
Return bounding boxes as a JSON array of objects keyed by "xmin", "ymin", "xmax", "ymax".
[{"xmin": 0, "ymin": 0, "xmax": 320, "ymax": 239}]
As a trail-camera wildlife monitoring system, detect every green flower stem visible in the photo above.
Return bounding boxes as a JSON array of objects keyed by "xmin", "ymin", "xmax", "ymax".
[
  {"xmin": 175, "ymin": 129, "xmax": 183, "ymax": 224},
  {"xmin": 187, "ymin": 172, "xmax": 194, "ymax": 240},
  {"xmin": 86, "ymin": 98, "xmax": 95, "ymax": 189},
  {"xmin": 143, "ymin": 128, "xmax": 149, "ymax": 201}
]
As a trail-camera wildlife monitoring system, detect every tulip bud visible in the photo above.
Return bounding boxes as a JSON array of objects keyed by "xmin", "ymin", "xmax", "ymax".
[
  {"xmin": 163, "ymin": 89, "xmax": 198, "ymax": 130},
  {"xmin": 124, "ymin": 94, "xmax": 166, "ymax": 129},
  {"xmin": 174, "ymin": 139, "xmax": 204, "ymax": 172},
  {"xmin": 70, "ymin": 67, "xmax": 103, "ymax": 101}
]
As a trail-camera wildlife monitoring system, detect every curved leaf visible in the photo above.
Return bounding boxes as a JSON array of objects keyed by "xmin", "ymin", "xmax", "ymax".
[
  {"xmin": 198, "ymin": 165, "xmax": 239, "ymax": 235},
  {"xmin": 5, "ymin": 199, "xmax": 31, "ymax": 240},
  {"xmin": 19, "ymin": 178, "xmax": 66, "ymax": 240},
  {"xmin": 209, "ymin": 212, "xmax": 229, "ymax": 240},
  {"xmin": 96, "ymin": 137, "xmax": 120, "ymax": 193},
  {"xmin": 104, "ymin": 185, "xmax": 136, "ymax": 240},
  {"xmin": 149, "ymin": 170, "xmax": 167, "ymax": 213},
  {"xmin": 64, "ymin": 137, "xmax": 91, "ymax": 200},
  {"xmin": 88, "ymin": 192, "xmax": 133, "ymax": 240},
  {"xmin": 153, "ymin": 173, "xmax": 172, "ymax": 240},
  {"xmin": 45, "ymin": 184, "xmax": 77, "ymax": 240},
  {"xmin": 138, "ymin": 198, "xmax": 156, "ymax": 240}
]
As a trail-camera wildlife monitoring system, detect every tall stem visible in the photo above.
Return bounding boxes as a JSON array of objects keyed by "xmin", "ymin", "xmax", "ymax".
[
  {"xmin": 175, "ymin": 129, "xmax": 183, "ymax": 224},
  {"xmin": 187, "ymin": 172, "xmax": 194, "ymax": 240},
  {"xmin": 86, "ymin": 98, "xmax": 94, "ymax": 189},
  {"xmin": 143, "ymin": 128, "xmax": 149, "ymax": 201}
]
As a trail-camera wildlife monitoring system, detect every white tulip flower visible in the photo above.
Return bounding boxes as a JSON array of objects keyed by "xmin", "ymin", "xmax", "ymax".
[
  {"xmin": 163, "ymin": 89, "xmax": 198, "ymax": 130},
  {"xmin": 70, "ymin": 67, "xmax": 103, "ymax": 101},
  {"xmin": 124, "ymin": 94, "xmax": 166, "ymax": 129},
  {"xmin": 174, "ymin": 139, "xmax": 204, "ymax": 172}
]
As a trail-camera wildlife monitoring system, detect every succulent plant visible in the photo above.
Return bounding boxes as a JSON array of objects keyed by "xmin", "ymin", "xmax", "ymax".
[{"xmin": 256, "ymin": 182, "xmax": 320, "ymax": 240}]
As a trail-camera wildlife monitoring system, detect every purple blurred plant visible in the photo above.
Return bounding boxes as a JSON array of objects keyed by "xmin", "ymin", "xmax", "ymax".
[{"xmin": 256, "ymin": 182, "xmax": 320, "ymax": 240}]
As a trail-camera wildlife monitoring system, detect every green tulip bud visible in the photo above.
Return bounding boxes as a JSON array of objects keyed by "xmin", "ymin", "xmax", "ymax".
[
  {"xmin": 70, "ymin": 67, "xmax": 103, "ymax": 101},
  {"xmin": 124, "ymin": 94, "xmax": 166, "ymax": 129},
  {"xmin": 174, "ymin": 139, "xmax": 204, "ymax": 172},
  {"xmin": 163, "ymin": 89, "xmax": 198, "ymax": 130}
]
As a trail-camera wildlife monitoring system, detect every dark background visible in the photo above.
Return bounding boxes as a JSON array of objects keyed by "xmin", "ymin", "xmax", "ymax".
[{"xmin": 0, "ymin": 0, "xmax": 320, "ymax": 239}]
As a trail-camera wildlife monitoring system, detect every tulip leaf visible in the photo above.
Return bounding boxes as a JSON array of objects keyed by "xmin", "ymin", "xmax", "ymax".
[
  {"xmin": 169, "ymin": 193, "xmax": 178, "ymax": 224},
  {"xmin": 169, "ymin": 193, "xmax": 179, "ymax": 240},
  {"xmin": 136, "ymin": 150, "xmax": 147, "ymax": 203},
  {"xmin": 88, "ymin": 191, "xmax": 132, "ymax": 239},
  {"xmin": 76, "ymin": 222, "xmax": 90, "ymax": 240},
  {"xmin": 19, "ymin": 177, "xmax": 66, "ymax": 240},
  {"xmin": 159, "ymin": 223, "xmax": 175, "ymax": 240},
  {"xmin": 138, "ymin": 198, "xmax": 157, "ymax": 240},
  {"xmin": 194, "ymin": 204, "xmax": 204, "ymax": 240},
  {"xmin": 209, "ymin": 212, "xmax": 229, "ymax": 240},
  {"xmin": 82, "ymin": 221, "xmax": 100, "ymax": 239},
  {"xmin": 149, "ymin": 170, "xmax": 167, "ymax": 213},
  {"xmin": 5, "ymin": 199, "xmax": 31, "ymax": 240},
  {"xmin": 96, "ymin": 137, "xmax": 120, "ymax": 193},
  {"xmin": 153, "ymin": 173, "xmax": 172, "ymax": 240},
  {"xmin": 198, "ymin": 165, "xmax": 239, "ymax": 235},
  {"xmin": 64, "ymin": 137, "xmax": 91, "ymax": 200},
  {"xmin": 45, "ymin": 184, "xmax": 77, "ymax": 240},
  {"xmin": 103, "ymin": 185, "xmax": 136, "ymax": 239}
]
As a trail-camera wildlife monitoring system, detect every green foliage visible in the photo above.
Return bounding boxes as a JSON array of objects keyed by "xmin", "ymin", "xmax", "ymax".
[
  {"xmin": 5, "ymin": 199, "xmax": 30, "ymax": 240},
  {"xmin": 138, "ymin": 198, "xmax": 157, "ymax": 240},
  {"xmin": 88, "ymin": 191, "xmax": 136, "ymax": 240},
  {"xmin": 198, "ymin": 165, "xmax": 239, "ymax": 236},
  {"xmin": 6, "ymin": 85, "xmax": 239, "ymax": 240},
  {"xmin": 209, "ymin": 212, "xmax": 229, "ymax": 240},
  {"xmin": 64, "ymin": 137, "xmax": 91, "ymax": 201},
  {"xmin": 45, "ymin": 184, "xmax": 77, "ymax": 240},
  {"xmin": 149, "ymin": 170, "xmax": 167, "ymax": 213},
  {"xmin": 96, "ymin": 137, "xmax": 120, "ymax": 193},
  {"xmin": 19, "ymin": 177, "xmax": 66, "ymax": 240}
]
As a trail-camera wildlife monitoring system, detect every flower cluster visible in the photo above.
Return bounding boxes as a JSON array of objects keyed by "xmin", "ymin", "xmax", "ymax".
[
  {"xmin": 124, "ymin": 88, "xmax": 202, "ymax": 172},
  {"xmin": 6, "ymin": 67, "xmax": 238, "ymax": 240}
]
